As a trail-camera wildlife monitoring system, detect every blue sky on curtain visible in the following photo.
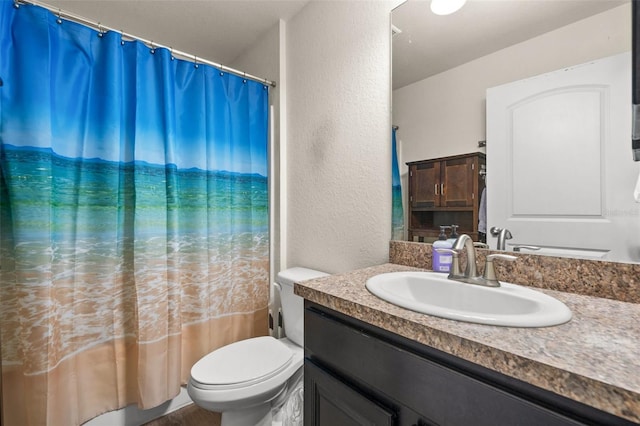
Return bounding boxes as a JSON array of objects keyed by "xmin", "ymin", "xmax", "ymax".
[{"xmin": 0, "ymin": 2, "xmax": 269, "ymax": 424}]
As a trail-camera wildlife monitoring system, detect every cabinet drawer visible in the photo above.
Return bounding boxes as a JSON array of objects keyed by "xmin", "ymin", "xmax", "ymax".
[{"xmin": 305, "ymin": 306, "xmax": 593, "ymax": 426}]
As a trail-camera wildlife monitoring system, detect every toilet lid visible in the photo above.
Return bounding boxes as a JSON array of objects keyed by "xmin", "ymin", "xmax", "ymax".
[{"xmin": 191, "ymin": 336, "xmax": 293, "ymax": 388}]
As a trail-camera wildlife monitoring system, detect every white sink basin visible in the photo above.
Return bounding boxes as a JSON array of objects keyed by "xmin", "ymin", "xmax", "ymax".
[{"xmin": 366, "ymin": 272, "xmax": 572, "ymax": 327}]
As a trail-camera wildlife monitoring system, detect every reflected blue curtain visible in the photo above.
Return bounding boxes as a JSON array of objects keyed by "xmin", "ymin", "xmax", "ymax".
[
  {"xmin": 0, "ymin": 2, "xmax": 269, "ymax": 424},
  {"xmin": 392, "ymin": 128, "xmax": 404, "ymax": 240}
]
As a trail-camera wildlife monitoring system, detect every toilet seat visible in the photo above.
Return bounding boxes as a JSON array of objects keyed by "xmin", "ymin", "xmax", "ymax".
[
  {"xmin": 187, "ymin": 267, "xmax": 327, "ymax": 425},
  {"xmin": 190, "ymin": 336, "xmax": 295, "ymax": 390},
  {"xmin": 188, "ymin": 337, "xmax": 304, "ymax": 412}
]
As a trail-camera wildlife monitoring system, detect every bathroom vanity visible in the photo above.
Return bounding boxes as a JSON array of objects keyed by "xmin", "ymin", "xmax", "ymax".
[
  {"xmin": 296, "ymin": 262, "xmax": 640, "ymax": 426},
  {"xmin": 406, "ymin": 153, "xmax": 485, "ymax": 243}
]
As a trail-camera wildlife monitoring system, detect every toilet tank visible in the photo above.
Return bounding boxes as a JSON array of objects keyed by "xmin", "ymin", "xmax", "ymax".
[{"xmin": 276, "ymin": 267, "xmax": 329, "ymax": 347}]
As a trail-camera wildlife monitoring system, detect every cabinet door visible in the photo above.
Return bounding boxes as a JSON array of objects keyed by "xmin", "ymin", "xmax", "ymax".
[
  {"xmin": 304, "ymin": 360, "xmax": 395, "ymax": 426},
  {"xmin": 440, "ymin": 157, "xmax": 474, "ymax": 207},
  {"xmin": 411, "ymin": 161, "xmax": 441, "ymax": 207}
]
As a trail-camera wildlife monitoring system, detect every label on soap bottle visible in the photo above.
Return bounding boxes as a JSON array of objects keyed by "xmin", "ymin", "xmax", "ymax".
[
  {"xmin": 432, "ymin": 240, "xmax": 453, "ymax": 273},
  {"xmin": 433, "ymin": 254, "xmax": 452, "ymax": 272}
]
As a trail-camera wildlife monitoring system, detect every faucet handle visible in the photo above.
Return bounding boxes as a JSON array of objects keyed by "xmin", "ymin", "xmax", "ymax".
[
  {"xmin": 473, "ymin": 242, "xmax": 489, "ymax": 249},
  {"xmin": 483, "ymin": 254, "xmax": 517, "ymax": 286},
  {"xmin": 434, "ymin": 248, "xmax": 462, "ymax": 278},
  {"xmin": 489, "ymin": 227, "xmax": 502, "ymax": 237}
]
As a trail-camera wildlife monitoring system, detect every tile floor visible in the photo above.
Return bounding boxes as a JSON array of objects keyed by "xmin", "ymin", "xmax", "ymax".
[{"xmin": 142, "ymin": 404, "xmax": 221, "ymax": 426}]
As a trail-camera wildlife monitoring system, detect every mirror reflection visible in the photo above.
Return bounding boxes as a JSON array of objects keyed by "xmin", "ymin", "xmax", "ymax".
[{"xmin": 392, "ymin": 0, "xmax": 640, "ymax": 264}]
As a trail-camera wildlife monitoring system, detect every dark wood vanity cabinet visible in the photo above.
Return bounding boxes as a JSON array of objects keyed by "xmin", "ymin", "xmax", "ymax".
[
  {"xmin": 303, "ymin": 302, "xmax": 634, "ymax": 426},
  {"xmin": 305, "ymin": 361, "xmax": 396, "ymax": 426},
  {"xmin": 407, "ymin": 153, "xmax": 485, "ymax": 242}
]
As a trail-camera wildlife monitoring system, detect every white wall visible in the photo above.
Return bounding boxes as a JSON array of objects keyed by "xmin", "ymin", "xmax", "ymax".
[
  {"xmin": 286, "ymin": 1, "xmax": 394, "ymax": 274},
  {"xmin": 393, "ymin": 4, "xmax": 631, "ymax": 166}
]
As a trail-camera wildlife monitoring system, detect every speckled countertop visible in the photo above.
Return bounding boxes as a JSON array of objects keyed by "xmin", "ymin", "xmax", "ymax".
[{"xmin": 294, "ymin": 263, "xmax": 640, "ymax": 423}]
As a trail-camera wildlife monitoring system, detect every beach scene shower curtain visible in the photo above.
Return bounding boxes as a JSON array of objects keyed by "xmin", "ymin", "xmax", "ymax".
[
  {"xmin": 392, "ymin": 128, "xmax": 404, "ymax": 240},
  {"xmin": 0, "ymin": 3, "xmax": 269, "ymax": 425}
]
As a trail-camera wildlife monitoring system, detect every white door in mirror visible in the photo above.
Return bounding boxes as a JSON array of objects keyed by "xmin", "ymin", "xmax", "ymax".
[{"xmin": 487, "ymin": 52, "xmax": 637, "ymax": 262}]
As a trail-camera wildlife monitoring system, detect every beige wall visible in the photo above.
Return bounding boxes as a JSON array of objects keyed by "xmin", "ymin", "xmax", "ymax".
[
  {"xmin": 393, "ymin": 4, "xmax": 631, "ymax": 166},
  {"xmin": 286, "ymin": 1, "xmax": 394, "ymax": 274}
]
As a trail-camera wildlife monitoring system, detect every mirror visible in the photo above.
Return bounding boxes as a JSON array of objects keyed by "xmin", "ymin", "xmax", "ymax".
[{"xmin": 392, "ymin": 0, "xmax": 640, "ymax": 263}]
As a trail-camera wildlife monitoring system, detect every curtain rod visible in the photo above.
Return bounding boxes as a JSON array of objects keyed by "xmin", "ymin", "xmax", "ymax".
[{"xmin": 14, "ymin": 0, "xmax": 277, "ymax": 88}]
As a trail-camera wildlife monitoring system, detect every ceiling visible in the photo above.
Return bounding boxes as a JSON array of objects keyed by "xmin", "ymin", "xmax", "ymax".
[
  {"xmin": 46, "ymin": 0, "xmax": 309, "ymax": 67},
  {"xmin": 392, "ymin": 0, "xmax": 628, "ymax": 89},
  {"xmin": 37, "ymin": 0, "xmax": 628, "ymax": 90}
]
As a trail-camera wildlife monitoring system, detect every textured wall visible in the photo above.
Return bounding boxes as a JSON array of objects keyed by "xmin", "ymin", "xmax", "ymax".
[{"xmin": 286, "ymin": 1, "xmax": 394, "ymax": 274}]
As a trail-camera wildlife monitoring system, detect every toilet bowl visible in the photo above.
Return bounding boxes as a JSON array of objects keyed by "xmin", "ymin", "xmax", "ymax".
[{"xmin": 187, "ymin": 267, "xmax": 328, "ymax": 426}]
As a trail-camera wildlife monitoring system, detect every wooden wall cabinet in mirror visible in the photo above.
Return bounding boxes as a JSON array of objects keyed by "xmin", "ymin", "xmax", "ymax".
[{"xmin": 407, "ymin": 152, "xmax": 485, "ymax": 242}]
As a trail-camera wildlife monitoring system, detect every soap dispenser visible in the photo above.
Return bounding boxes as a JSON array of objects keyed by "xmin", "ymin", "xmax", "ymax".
[
  {"xmin": 447, "ymin": 225, "xmax": 460, "ymax": 246},
  {"xmin": 432, "ymin": 226, "xmax": 453, "ymax": 273}
]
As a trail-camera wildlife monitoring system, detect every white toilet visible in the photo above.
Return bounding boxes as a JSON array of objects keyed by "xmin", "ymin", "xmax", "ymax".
[{"xmin": 187, "ymin": 267, "xmax": 328, "ymax": 426}]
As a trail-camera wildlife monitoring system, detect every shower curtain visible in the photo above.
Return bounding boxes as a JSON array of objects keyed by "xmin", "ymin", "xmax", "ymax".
[
  {"xmin": 392, "ymin": 128, "xmax": 404, "ymax": 240},
  {"xmin": 0, "ymin": 3, "xmax": 269, "ymax": 425}
]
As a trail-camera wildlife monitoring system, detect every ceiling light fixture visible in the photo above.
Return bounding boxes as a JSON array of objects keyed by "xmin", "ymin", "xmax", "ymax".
[{"xmin": 430, "ymin": 0, "xmax": 467, "ymax": 16}]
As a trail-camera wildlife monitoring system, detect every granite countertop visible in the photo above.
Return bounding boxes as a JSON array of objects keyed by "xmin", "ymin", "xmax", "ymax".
[{"xmin": 294, "ymin": 263, "xmax": 640, "ymax": 423}]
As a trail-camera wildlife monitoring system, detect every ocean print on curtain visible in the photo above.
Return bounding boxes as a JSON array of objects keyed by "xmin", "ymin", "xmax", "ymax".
[
  {"xmin": 0, "ymin": 3, "xmax": 269, "ymax": 425},
  {"xmin": 392, "ymin": 128, "xmax": 404, "ymax": 240}
]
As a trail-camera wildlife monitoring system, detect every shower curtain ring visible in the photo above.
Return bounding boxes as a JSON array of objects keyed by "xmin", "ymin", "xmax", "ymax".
[
  {"xmin": 97, "ymin": 23, "xmax": 104, "ymax": 37},
  {"xmin": 243, "ymin": 72, "xmax": 247, "ymax": 84},
  {"xmin": 170, "ymin": 47, "xmax": 174, "ymax": 60},
  {"xmin": 150, "ymin": 41, "xmax": 155, "ymax": 54},
  {"xmin": 194, "ymin": 56, "xmax": 199, "ymax": 69},
  {"xmin": 56, "ymin": 9, "xmax": 62, "ymax": 24}
]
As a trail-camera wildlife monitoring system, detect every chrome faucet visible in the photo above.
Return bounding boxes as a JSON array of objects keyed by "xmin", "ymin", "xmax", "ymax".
[
  {"xmin": 451, "ymin": 234, "xmax": 478, "ymax": 279},
  {"xmin": 438, "ymin": 234, "xmax": 517, "ymax": 287},
  {"xmin": 490, "ymin": 226, "xmax": 513, "ymax": 250}
]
